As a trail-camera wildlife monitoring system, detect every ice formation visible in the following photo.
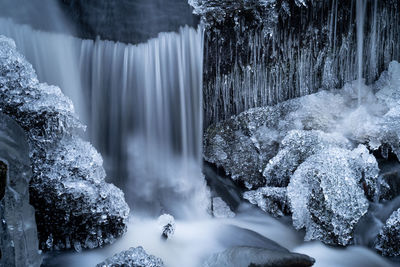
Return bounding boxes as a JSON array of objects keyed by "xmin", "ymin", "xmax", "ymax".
[
  {"xmin": 0, "ymin": 35, "xmax": 129, "ymax": 251},
  {"xmin": 191, "ymin": 0, "xmax": 400, "ymax": 126},
  {"xmin": 96, "ymin": 246, "xmax": 165, "ymax": 267},
  {"xmin": 287, "ymin": 146, "xmax": 376, "ymax": 246},
  {"xmin": 263, "ymin": 130, "xmax": 352, "ymax": 187},
  {"xmin": 375, "ymin": 208, "xmax": 400, "ymax": 257},
  {"xmin": 204, "ymin": 58, "xmax": 400, "ymax": 245},
  {"xmin": 0, "ymin": 114, "xmax": 42, "ymax": 267},
  {"xmin": 243, "ymin": 187, "xmax": 288, "ymax": 217}
]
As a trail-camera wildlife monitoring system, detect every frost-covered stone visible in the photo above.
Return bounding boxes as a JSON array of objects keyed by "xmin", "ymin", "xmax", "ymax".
[
  {"xmin": 376, "ymin": 208, "xmax": 400, "ymax": 257},
  {"xmin": 243, "ymin": 187, "xmax": 288, "ymax": 217},
  {"xmin": 0, "ymin": 114, "xmax": 42, "ymax": 267},
  {"xmin": 287, "ymin": 146, "xmax": 377, "ymax": 246},
  {"xmin": 0, "ymin": 35, "xmax": 129, "ymax": 251},
  {"xmin": 212, "ymin": 197, "xmax": 235, "ymax": 218},
  {"xmin": 157, "ymin": 214, "xmax": 176, "ymax": 239},
  {"xmin": 263, "ymin": 130, "xmax": 352, "ymax": 187},
  {"xmin": 97, "ymin": 246, "xmax": 165, "ymax": 267}
]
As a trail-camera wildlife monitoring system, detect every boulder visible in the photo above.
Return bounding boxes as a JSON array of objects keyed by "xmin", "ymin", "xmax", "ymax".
[
  {"xmin": 0, "ymin": 35, "xmax": 129, "ymax": 251},
  {"xmin": 376, "ymin": 208, "xmax": 400, "ymax": 257},
  {"xmin": 287, "ymin": 146, "xmax": 378, "ymax": 246},
  {"xmin": 96, "ymin": 246, "xmax": 165, "ymax": 267},
  {"xmin": 203, "ymin": 246, "xmax": 315, "ymax": 267},
  {"xmin": 243, "ymin": 187, "xmax": 288, "ymax": 217}
]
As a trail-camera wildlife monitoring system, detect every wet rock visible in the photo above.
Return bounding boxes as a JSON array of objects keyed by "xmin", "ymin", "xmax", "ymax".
[
  {"xmin": 0, "ymin": 114, "xmax": 42, "ymax": 267},
  {"xmin": 243, "ymin": 187, "xmax": 288, "ymax": 218},
  {"xmin": 203, "ymin": 246, "xmax": 315, "ymax": 267},
  {"xmin": 287, "ymin": 145, "xmax": 378, "ymax": 246},
  {"xmin": 157, "ymin": 214, "xmax": 175, "ymax": 240},
  {"xmin": 376, "ymin": 208, "xmax": 400, "ymax": 257},
  {"xmin": 97, "ymin": 246, "xmax": 165, "ymax": 267},
  {"xmin": 0, "ymin": 35, "xmax": 129, "ymax": 251}
]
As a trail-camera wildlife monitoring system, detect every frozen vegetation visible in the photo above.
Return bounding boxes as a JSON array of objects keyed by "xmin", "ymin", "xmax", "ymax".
[
  {"xmin": 204, "ymin": 61, "xmax": 400, "ymax": 246},
  {"xmin": 0, "ymin": 114, "xmax": 42, "ymax": 267},
  {"xmin": 96, "ymin": 246, "xmax": 165, "ymax": 267},
  {"xmin": 0, "ymin": 35, "xmax": 129, "ymax": 251}
]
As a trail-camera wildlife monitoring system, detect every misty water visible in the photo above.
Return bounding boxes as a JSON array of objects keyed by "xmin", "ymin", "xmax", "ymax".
[{"xmin": 0, "ymin": 1, "xmax": 399, "ymax": 267}]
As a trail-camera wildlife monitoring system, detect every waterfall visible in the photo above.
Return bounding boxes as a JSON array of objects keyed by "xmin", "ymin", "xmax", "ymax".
[
  {"xmin": 80, "ymin": 27, "xmax": 208, "ymax": 218},
  {"xmin": 0, "ymin": 18, "xmax": 87, "ymax": 124},
  {"xmin": 357, "ymin": 0, "xmax": 366, "ymax": 106},
  {"xmin": 0, "ymin": 18, "xmax": 209, "ymax": 219}
]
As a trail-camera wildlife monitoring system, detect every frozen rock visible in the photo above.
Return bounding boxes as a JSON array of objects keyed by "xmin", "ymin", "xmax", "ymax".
[
  {"xmin": 0, "ymin": 114, "xmax": 42, "ymax": 267},
  {"xmin": 263, "ymin": 130, "xmax": 352, "ymax": 187},
  {"xmin": 157, "ymin": 214, "xmax": 175, "ymax": 239},
  {"xmin": 287, "ymin": 146, "xmax": 378, "ymax": 246},
  {"xmin": 243, "ymin": 187, "xmax": 288, "ymax": 217},
  {"xmin": 0, "ymin": 35, "xmax": 129, "ymax": 251},
  {"xmin": 376, "ymin": 208, "xmax": 400, "ymax": 257},
  {"xmin": 97, "ymin": 246, "xmax": 165, "ymax": 267},
  {"xmin": 212, "ymin": 197, "xmax": 235, "ymax": 218},
  {"xmin": 203, "ymin": 246, "xmax": 315, "ymax": 267}
]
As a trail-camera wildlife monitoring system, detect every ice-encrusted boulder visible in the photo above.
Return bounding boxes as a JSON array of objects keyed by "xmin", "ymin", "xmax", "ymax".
[
  {"xmin": 243, "ymin": 187, "xmax": 288, "ymax": 217},
  {"xmin": 0, "ymin": 35, "xmax": 129, "ymax": 251},
  {"xmin": 287, "ymin": 145, "xmax": 378, "ymax": 246},
  {"xmin": 96, "ymin": 246, "xmax": 165, "ymax": 267},
  {"xmin": 0, "ymin": 114, "xmax": 42, "ymax": 267},
  {"xmin": 263, "ymin": 130, "xmax": 352, "ymax": 187},
  {"xmin": 375, "ymin": 208, "xmax": 400, "ymax": 257}
]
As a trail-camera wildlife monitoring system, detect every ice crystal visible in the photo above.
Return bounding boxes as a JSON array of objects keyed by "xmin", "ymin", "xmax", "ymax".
[{"xmin": 97, "ymin": 246, "xmax": 165, "ymax": 267}]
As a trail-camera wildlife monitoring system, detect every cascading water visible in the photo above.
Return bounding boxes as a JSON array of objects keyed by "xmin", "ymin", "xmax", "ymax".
[
  {"xmin": 0, "ymin": 17, "xmax": 209, "ymax": 219},
  {"xmin": 0, "ymin": 18, "xmax": 87, "ymax": 124},
  {"xmin": 357, "ymin": 0, "xmax": 366, "ymax": 106},
  {"xmin": 79, "ymin": 27, "xmax": 209, "ymax": 218}
]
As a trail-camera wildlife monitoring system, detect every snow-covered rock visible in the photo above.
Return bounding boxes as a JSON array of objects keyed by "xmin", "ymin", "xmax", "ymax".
[
  {"xmin": 0, "ymin": 35, "xmax": 129, "ymax": 251},
  {"xmin": 287, "ymin": 146, "xmax": 377, "ymax": 246},
  {"xmin": 97, "ymin": 246, "xmax": 164, "ymax": 267},
  {"xmin": 0, "ymin": 114, "xmax": 42, "ymax": 267},
  {"xmin": 243, "ymin": 187, "xmax": 288, "ymax": 217},
  {"xmin": 376, "ymin": 208, "xmax": 400, "ymax": 257}
]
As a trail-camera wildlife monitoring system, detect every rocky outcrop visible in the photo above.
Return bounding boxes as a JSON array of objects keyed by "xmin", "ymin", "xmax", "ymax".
[
  {"xmin": 0, "ymin": 35, "xmax": 129, "ymax": 251},
  {"xmin": 190, "ymin": 0, "xmax": 400, "ymax": 126},
  {"xmin": 376, "ymin": 208, "xmax": 400, "ymax": 257},
  {"xmin": 0, "ymin": 114, "xmax": 42, "ymax": 267},
  {"xmin": 97, "ymin": 246, "xmax": 165, "ymax": 267},
  {"xmin": 204, "ymin": 61, "xmax": 400, "ymax": 246}
]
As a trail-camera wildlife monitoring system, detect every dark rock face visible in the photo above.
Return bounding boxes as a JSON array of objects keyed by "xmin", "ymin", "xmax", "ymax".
[
  {"xmin": 376, "ymin": 208, "xmax": 400, "ymax": 257},
  {"xmin": 59, "ymin": 0, "xmax": 199, "ymax": 44},
  {"xmin": 0, "ymin": 0, "xmax": 199, "ymax": 45},
  {"xmin": 0, "ymin": 36, "xmax": 129, "ymax": 251},
  {"xmin": 190, "ymin": 0, "xmax": 400, "ymax": 126},
  {"xmin": 0, "ymin": 114, "xmax": 42, "ymax": 267},
  {"xmin": 96, "ymin": 246, "xmax": 165, "ymax": 267}
]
